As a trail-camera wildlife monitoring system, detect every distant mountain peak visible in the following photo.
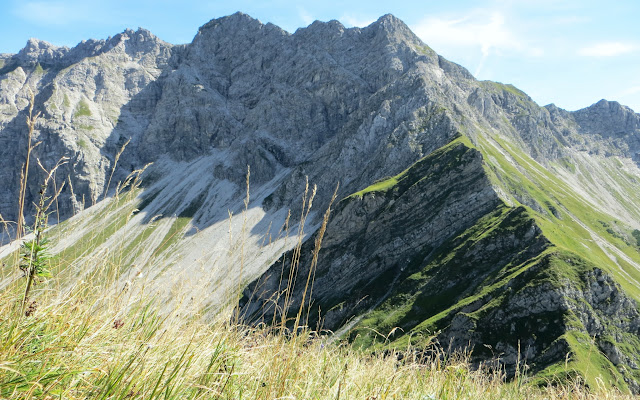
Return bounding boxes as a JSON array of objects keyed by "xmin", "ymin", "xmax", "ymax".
[
  {"xmin": 365, "ymin": 13, "xmax": 424, "ymax": 47},
  {"xmin": 573, "ymin": 98, "xmax": 640, "ymax": 135},
  {"xmin": 373, "ymin": 13, "xmax": 406, "ymax": 28},
  {"xmin": 22, "ymin": 37, "xmax": 64, "ymax": 51},
  {"xmin": 198, "ymin": 11, "xmax": 265, "ymax": 34},
  {"xmin": 16, "ymin": 38, "xmax": 69, "ymax": 66}
]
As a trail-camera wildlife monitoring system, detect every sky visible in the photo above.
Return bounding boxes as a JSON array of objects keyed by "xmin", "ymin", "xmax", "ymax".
[{"xmin": 1, "ymin": 0, "xmax": 639, "ymax": 113}]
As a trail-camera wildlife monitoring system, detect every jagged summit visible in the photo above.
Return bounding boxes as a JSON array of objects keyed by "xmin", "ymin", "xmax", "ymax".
[
  {"xmin": 587, "ymin": 98, "xmax": 638, "ymax": 116},
  {"xmin": 3, "ymin": 26, "xmax": 171, "ymax": 73},
  {"xmin": 573, "ymin": 98, "xmax": 640, "ymax": 136},
  {"xmin": 369, "ymin": 13, "xmax": 417, "ymax": 36},
  {"xmin": 298, "ymin": 18, "xmax": 347, "ymax": 35},
  {"xmin": 15, "ymin": 38, "xmax": 69, "ymax": 66},
  {"xmin": 197, "ymin": 11, "xmax": 284, "ymax": 35},
  {"xmin": 109, "ymin": 27, "xmax": 167, "ymax": 47}
]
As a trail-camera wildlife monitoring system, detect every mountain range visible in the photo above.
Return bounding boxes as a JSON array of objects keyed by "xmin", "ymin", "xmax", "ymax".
[{"xmin": 1, "ymin": 12, "xmax": 640, "ymax": 393}]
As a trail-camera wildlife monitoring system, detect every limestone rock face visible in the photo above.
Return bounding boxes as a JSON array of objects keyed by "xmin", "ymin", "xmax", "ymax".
[
  {"xmin": 0, "ymin": 28, "xmax": 174, "ymax": 225},
  {"xmin": 242, "ymin": 140, "xmax": 504, "ymax": 328}
]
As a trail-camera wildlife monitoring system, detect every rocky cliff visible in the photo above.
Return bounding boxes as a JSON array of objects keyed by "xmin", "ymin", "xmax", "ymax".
[{"xmin": 2, "ymin": 12, "xmax": 640, "ymax": 393}]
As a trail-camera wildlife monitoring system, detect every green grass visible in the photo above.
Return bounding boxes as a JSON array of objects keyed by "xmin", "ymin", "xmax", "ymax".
[
  {"xmin": 416, "ymin": 44, "xmax": 436, "ymax": 56},
  {"xmin": 154, "ymin": 217, "xmax": 191, "ymax": 256},
  {"xmin": 484, "ymin": 81, "xmax": 530, "ymax": 99},
  {"xmin": 349, "ymin": 134, "xmax": 475, "ymax": 198},
  {"xmin": 560, "ymin": 330, "xmax": 628, "ymax": 392},
  {"xmin": 556, "ymin": 157, "xmax": 577, "ymax": 173},
  {"xmin": 478, "ymin": 135, "xmax": 640, "ymax": 300},
  {"xmin": 43, "ymin": 190, "xmax": 142, "ymax": 279},
  {"xmin": 33, "ymin": 63, "xmax": 44, "ymax": 75},
  {"xmin": 73, "ymin": 99, "xmax": 91, "ymax": 118}
]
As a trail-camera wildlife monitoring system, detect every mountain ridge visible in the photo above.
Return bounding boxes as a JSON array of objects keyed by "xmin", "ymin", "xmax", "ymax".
[{"xmin": 2, "ymin": 12, "xmax": 640, "ymax": 393}]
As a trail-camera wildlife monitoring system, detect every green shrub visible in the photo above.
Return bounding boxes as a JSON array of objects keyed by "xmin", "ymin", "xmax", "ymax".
[{"xmin": 74, "ymin": 100, "xmax": 91, "ymax": 118}]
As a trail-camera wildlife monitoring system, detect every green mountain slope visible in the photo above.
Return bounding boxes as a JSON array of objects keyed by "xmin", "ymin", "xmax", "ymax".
[{"xmin": 242, "ymin": 134, "xmax": 640, "ymax": 393}]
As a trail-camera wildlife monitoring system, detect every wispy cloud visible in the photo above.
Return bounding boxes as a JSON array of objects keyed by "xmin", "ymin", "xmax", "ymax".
[
  {"xmin": 340, "ymin": 14, "xmax": 376, "ymax": 28},
  {"xmin": 297, "ymin": 6, "xmax": 314, "ymax": 26},
  {"xmin": 411, "ymin": 10, "xmax": 542, "ymax": 76},
  {"xmin": 619, "ymin": 85, "xmax": 640, "ymax": 96},
  {"xmin": 578, "ymin": 42, "xmax": 637, "ymax": 57},
  {"xmin": 617, "ymin": 85, "xmax": 640, "ymax": 112}
]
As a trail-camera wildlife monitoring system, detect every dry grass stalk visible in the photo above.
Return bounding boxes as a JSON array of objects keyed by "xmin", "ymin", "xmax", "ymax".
[
  {"xmin": 280, "ymin": 178, "xmax": 316, "ymax": 328},
  {"xmin": 295, "ymin": 182, "xmax": 339, "ymax": 330},
  {"xmin": 103, "ymin": 137, "xmax": 131, "ymax": 201},
  {"xmin": 16, "ymin": 90, "xmax": 41, "ymax": 240},
  {"xmin": 235, "ymin": 165, "xmax": 251, "ymax": 323}
]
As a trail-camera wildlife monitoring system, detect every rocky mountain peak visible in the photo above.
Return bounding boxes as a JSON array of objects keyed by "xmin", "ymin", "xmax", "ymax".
[
  {"xmin": 198, "ymin": 11, "xmax": 267, "ymax": 35},
  {"xmin": 190, "ymin": 11, "xmax": 289, "ymax": 63},
  {"xmin": 573, "ymin": 98, "xmax": 640, "ymax": 136},
  {"xmin": 592, "ymin": 98, "xmax": 636, "ymax": 115},
  {"xmin": 4, "ymin": 27, "xmax": 171, "ymax": 72},
  {"xmin": 15, "ymin": 38, "xmax": 69, "ymax": 66},
  {"xmin": 371, "ymin": 13, "xmax": 409, "ymax": 32},
  {"xmin": 106, "ymin": 26, "xmax": 171, "ymax": 55},
  {"xmin": 114, "ymin": 27, "xmax": 160, "ymax": 46},
  {"xmin": 366, "ymin": 13, "xmax": 423, "ymax": 46}
]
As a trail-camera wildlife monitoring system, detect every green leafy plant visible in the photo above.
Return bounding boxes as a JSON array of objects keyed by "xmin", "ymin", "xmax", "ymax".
[{"xmin": 20, "ymin": 158, "xmax": 67, "ymax": 312}]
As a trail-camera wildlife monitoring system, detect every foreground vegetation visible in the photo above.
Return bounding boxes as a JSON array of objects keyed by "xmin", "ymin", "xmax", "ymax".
[{"xmin": 0, "ymin": 251, "xmax": 636, "ymax": 400}]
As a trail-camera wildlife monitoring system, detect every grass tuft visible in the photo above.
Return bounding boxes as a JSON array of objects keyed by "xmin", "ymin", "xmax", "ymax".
[{"xmin": 74, "ymin": 100, "xmax": 92, "ymax": 118}]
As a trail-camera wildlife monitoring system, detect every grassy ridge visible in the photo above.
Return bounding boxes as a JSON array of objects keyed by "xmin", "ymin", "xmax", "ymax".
[{"xmin": 327, "ymin": 135, "xmax": 640, "ymax": 394}]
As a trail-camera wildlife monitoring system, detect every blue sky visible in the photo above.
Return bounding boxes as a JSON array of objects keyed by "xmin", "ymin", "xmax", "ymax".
[{"xmin": 1, "ymin": 0, "xmax": 639, "ymax": 112}]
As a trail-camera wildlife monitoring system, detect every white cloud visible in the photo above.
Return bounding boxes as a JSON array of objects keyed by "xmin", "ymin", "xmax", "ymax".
[
  {"xmin": 410, "ymin": 10, "xmax": 542, "ymax": 76},
  {"xmin": 340, "ymin": 14, "xmax": 376, "ymax": 28},
  {"xmin": 578, "ymin": 42, "xmax": 637, "ymax": 57}
]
